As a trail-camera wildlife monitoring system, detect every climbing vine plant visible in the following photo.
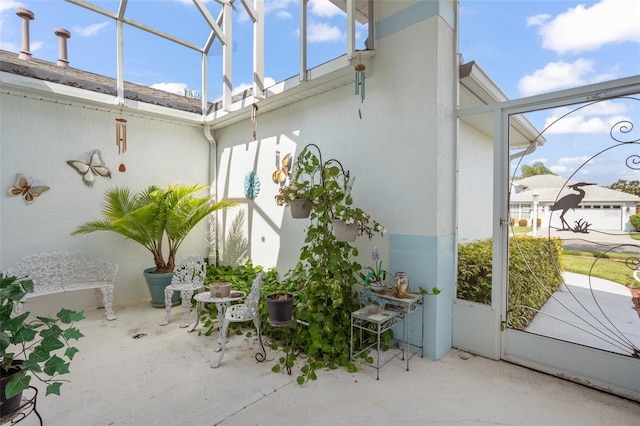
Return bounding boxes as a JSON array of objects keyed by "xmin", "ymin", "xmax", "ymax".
[{"xmin": 271, "ymin": 145, "xmax": 385, "ymax": 383}]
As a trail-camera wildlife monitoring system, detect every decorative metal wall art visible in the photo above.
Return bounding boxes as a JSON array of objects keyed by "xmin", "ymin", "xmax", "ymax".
[
  {"xmin": 272, "ymin": 152, "xmax": 291, "ymax": 184},
  {"xmin": 244, "ymin": 171, "xmax": 260, "ymax": 199},
  {"xmin": 7, "ymin": 173, "xmax": 49, "ymax": 204},
  {"xmin": 115, "ymin": 117, "xmax": 127, "ymax": 172},
  {"xmin": 66, "ymin": 150, "xmax": 112, "ymax": 186},
  {"xmin": 550, "ymin": 182, "xmax": 595, "ymax": 232}
]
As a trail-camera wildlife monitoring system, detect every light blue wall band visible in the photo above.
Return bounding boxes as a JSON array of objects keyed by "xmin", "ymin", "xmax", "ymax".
[
  {"xmin": 376, "ymin": 0, "xmax": 456, "ymax": 40},
  {"xmin": 390, "ymin": 233, "xmax": 455, "ymax": 359}
]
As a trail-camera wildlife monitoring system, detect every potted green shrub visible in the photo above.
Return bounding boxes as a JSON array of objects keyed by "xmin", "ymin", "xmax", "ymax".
[
  {"xmin": 72, "ymin": 183, "xmax": 236, "ymax": 306},
  {"xmin": 0, "ymin": 273, "xmax": 84, "ymax": 417}
]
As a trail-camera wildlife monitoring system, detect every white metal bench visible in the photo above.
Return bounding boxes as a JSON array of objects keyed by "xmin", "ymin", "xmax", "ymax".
[{"xmin": 6, "ymin": 252, "xmax": 118, "ymax": 320}]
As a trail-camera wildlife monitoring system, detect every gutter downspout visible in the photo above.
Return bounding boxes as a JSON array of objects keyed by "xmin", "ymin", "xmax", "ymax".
[{"xmin": 204, "ymin": 124, "xmax": 218, "ymax": 266}]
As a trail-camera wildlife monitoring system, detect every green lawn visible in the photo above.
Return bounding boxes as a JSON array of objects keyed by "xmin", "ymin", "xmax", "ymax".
[{"xmin": 563, "ymin": 249, "xmax": 639, "ymax": 288}]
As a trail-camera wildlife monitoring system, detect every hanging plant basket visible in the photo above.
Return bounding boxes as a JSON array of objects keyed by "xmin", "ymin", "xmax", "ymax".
[
  {"xmin": 332, "ymin": 220, "xmax": 357, "ymax": 242},
  {"xmin": 290, "ymin": 199, "xmax": 313, "ymax": 219}
]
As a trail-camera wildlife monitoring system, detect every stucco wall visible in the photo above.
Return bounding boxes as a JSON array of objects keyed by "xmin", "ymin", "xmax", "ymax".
[
  {"xmin": 458, "ymin": 121, "xmax": 494, "ymax": 242},
  {"xmin": 214, "ymin": 0, "xmax": 458, "ymax": 358},
  {"xmin": 0, "ymin": 93, "xmax": 211, "ymax": 314},
  {"xmin": 0, "ymin": 0, "xmax": 458, "ymax": 358}
]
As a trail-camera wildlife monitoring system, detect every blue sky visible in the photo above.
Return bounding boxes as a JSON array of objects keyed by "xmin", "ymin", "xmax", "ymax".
[{"xmin": 1, "ymin": 0, "xmax": 639, "ymax": 186}]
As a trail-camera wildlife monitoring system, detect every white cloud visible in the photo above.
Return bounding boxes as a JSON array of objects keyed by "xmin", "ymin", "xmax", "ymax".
[
  {"xmin": 30, "ymin": 40, "xmax": 42, "ymax": 52},
  {"xmin": 307, "ymin": 22, "xmax": 342, "ymax": 43},
  {"xmin": 557, "ymin": 156, "xmax": 592, "ymax": 165},
  {"xmin": 530, "ymin": 0, "xmax": 640, "ymax": 55},
  {"xmin": 0, "ymin": 40, "xmax": 17, "ymax": 51},
  {"xmin": 525, "ymin": 13, "xmax": 550, "ymax": 27},
  {"xmin": 517, "ymin": 59, "xmax": 594, "ymax": 96},
  {"xmin": 150, "ymin": 82, "xmax": 188, "ymax": 95},
  {"xmin": 543, "ymin": 113, "xmax": 631, "ymax": 134},
  {"xmin": 0, "ymin": 0, "xmax": 22, "ymax": 14},
  {"xmin": 276, "ymin": 10, "xmax": 292, "ymax": 20},
  {"xmin": 232, "ymin": 77, "xmax": 277, "ymax": 95},
  {"xmin": 309, "ymin": 0, "xmax": 343, "ymax": 18},
  {"xmin": 73, "ymin": 21, "xmax": 109, "ymax": 37}
]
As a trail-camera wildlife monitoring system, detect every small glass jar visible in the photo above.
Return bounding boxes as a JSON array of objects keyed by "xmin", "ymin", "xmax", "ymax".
[{"xmin": 393, "ymin": 272, "xmax": 409, "ymax": 298}]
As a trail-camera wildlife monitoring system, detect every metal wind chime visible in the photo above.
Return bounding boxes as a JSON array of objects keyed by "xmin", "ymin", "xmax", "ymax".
[
  {"xmin": 115, "ymin": 117, "xmax": 127, "ymax": 172},
  {"xmin": 354, "ymin": 63, "xmax": 366, "ymax": 119}
]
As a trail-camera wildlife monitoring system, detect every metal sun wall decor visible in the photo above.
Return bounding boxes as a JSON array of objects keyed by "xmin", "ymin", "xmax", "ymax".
[
  {"xmin": 244, "ymin": 171, "xmax": 260, "ymax": 199},
  {"xmin": 115, "ymin": 117, "xmax": 127, "ymax": 172},
  {"xmin": 66, "ymin": 150, "xmax": 112, "ymax": 186},
  {"xmin": 7, "ymin": 173, "xmax": 49, "ymax": 204}
]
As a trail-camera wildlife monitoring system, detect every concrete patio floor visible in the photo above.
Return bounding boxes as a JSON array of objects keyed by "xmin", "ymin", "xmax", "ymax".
[{"xmin": 19, "ymin": 299, "xmax": 640, "ymax": 426}]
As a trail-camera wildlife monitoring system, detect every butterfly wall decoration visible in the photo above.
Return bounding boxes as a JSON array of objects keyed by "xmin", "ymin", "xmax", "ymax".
[
  {"xmin": 272, "ymin": 152, "xmax": 291, "ymax": 184},
  {"xmin": 67, "ymin": 150, "xmax": 112, "ymax": 186},
  {"xmin": 7, "ymin": 173, "xmax": 49, "ymax": 204}
]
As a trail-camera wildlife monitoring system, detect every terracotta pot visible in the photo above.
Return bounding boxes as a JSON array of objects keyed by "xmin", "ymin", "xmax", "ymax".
[{"xmin": 210, "ymin": 282, "xmax": 232, "ymax": 298}]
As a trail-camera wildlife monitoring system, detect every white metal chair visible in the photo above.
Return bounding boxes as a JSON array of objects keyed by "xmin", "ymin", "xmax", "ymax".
[
  {"xmin": 159, "ymin": 255, "xmax": 206, "ymax": 327},
  {"xmin": 211, "ymin": 272, "xmax": 266, "ymax": 368}
]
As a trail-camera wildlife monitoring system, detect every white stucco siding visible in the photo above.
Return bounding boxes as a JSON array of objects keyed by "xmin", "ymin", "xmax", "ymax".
[
  {"xmin": 213, "ymin": 1, "xmax": 456, "ymax": 276},
  {"xmin": 1, "ymin": 93, "xmax": 211, "ymax": 312},
  {"xmin": 458, "ymin": 122, "xmax": 493, "ymax": 242}
]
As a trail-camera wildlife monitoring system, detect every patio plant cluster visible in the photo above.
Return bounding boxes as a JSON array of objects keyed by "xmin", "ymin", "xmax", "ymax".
[{"xmin": 0, "ymin": 273, "xmax": 85, "ymax": 406}]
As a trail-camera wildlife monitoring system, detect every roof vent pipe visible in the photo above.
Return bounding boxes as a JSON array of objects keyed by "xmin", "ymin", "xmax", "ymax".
[
  {"xmin": 16, "ymin": 8, "xmax": 34, "ymax": 60},
  {"xmin": 55, "ymin": 28, "xmax": 71, "ymax": 68}
]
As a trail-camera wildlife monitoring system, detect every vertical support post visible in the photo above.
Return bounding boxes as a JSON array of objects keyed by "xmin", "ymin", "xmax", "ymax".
[
  {"xmin": 532, "ymin": 192, "xmax": 539, "ymax": 237},
  {"xmin": 201, "ymin": 51, "xmax": 208, "ymax": 116},
  {"xmin": 346, "ymin": 0, "xmax": 355, "ymax": 59},
  {"xmin": 299, "ymin": 0, "xmax": 308, "ymax": 83},
  {"xmin": 222, "ymin": 2, "xmax": 232, "ymax": 110},
  {"xmin": 253, "ymin": 0, "xmax": 264, "ymax": 98},
  {"xmin": 116, "ymin": 1, "xmax": 127, "ymax": 105}
]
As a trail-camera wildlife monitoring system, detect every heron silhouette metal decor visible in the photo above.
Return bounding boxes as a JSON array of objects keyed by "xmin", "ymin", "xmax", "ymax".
[{"xmin": 550, "ymin": 182, "xmax": 595, "ymax": 232}]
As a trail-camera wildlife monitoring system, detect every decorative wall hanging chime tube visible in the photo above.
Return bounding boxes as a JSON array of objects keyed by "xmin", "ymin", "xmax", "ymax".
[
  {"xmin": 115, "ymin": 117, "xmax": 127, "ymax": 172},
  {"xmin": 354, "ymin": 64, "xmax": 366, "ymax": 119}
]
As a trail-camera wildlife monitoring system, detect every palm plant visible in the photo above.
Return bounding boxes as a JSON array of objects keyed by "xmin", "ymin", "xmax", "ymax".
[{"xmin": 72, "ymin": 183, "xmax": 236, "ymax": 273}]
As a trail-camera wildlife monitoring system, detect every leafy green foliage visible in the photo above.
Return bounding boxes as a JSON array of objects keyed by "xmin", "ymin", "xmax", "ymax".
[
  {"xmin": 630, "ymin": 214, "xmax": 640, "ymax": 232},
  {"xmin": 519, "ymin": 161, "xmax": 555, "ymax": 178},
  {"xmin": 72, "ymin": 183, "xmax": 236, "ymax": 273},
  {"xmin": 457, "ymin": 236, "xmax": 564, "ymax": 328},
  {"xmin": 608, "ymin": 179, "xmax": 640, "ymax": 197},
  {"xmin": 0, "ymin": 273, "xmax": 84, "ymax": 400}
]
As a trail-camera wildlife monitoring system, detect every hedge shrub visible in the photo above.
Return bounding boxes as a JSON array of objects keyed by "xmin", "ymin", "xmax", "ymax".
[
  {"xmin": 458, "ymin": 236, "xmax": 564, "ymax": 329},
  {"xmin": 630, "ymin": 213, "xmax": 640, "ymax": 232}
]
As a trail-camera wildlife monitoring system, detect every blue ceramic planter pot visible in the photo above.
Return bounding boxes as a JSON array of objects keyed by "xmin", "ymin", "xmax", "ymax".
[{"xmin": 143, "ymin": 267, "xmax": 180, "ymax": 308}]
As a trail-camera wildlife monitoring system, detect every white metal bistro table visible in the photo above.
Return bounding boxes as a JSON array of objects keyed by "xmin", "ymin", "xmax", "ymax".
[{"xmin": 189, "ymin": 291, "xmax": 246, "ymax": 333}]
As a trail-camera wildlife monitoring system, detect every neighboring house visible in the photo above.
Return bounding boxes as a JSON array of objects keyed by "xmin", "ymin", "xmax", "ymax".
[{"xmin": 510, "ymin": 175, "xmax": 639, "ymax": 231}]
